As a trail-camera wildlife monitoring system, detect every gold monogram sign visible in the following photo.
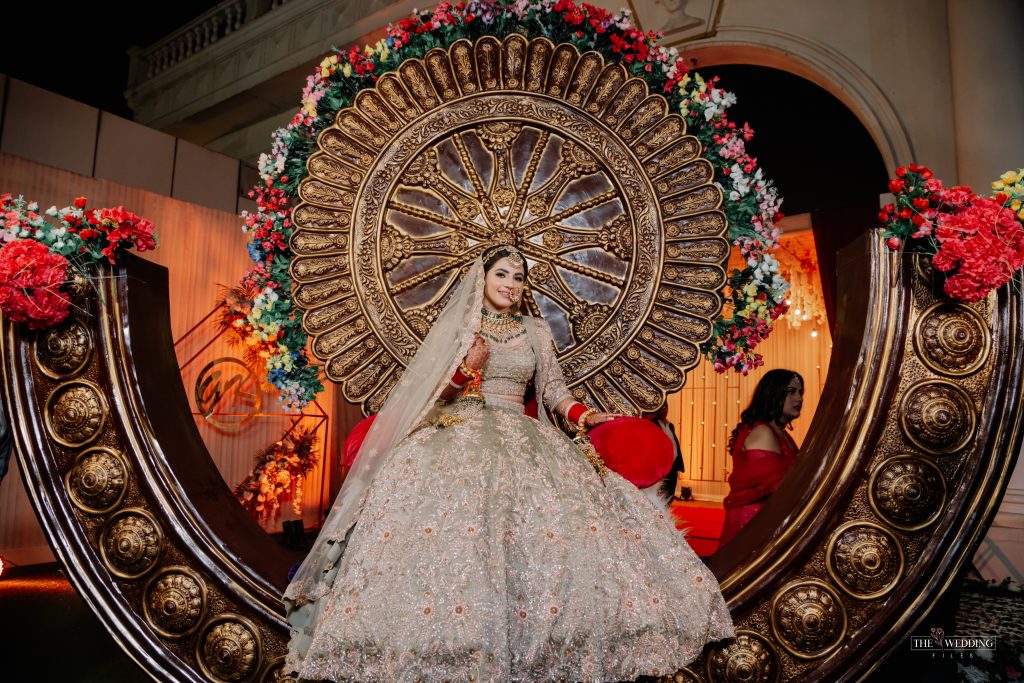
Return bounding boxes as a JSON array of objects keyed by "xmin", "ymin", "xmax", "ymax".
[{"xmin": 291, "ymin": 35, "xmax": 728, "ymax": 414}]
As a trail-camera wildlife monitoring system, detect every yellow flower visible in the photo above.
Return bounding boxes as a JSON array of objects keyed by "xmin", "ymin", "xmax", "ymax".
[
  {"xmin": 320, "ymin": 67, "xmax": 330, "ymax": 79},
  {"xmin": 319, "ymin": 56, "xmax": 332, "ymax": 68},
  {"xmin": 329, "ymin": 54, "xmax": 339, "ymax": 65},
  {"xmin": 1001, "ymin": 170, "xmax": 1020, "ymax": 185},
  {"xmin": 993, "ymin": 180, "xmax": 1005, "ymax": 190},
  {"xmin": 364, "ymin": 44, "xmax": 374, "ymax": 56},
  {"xmin": 342, "ymin": 63, "xmax": 353, "ymax": 78}
]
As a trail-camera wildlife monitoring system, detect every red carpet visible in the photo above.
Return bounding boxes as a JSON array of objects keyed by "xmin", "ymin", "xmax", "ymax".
[{"xmin": 670, "ymin": 500, "xmax": 724, "ymax": 557}]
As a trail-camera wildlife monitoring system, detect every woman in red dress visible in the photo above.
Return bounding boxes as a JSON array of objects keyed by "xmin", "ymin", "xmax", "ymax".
[{"xmin": 719, "ymin": 370, "xmax": 803, "ymax": 547}]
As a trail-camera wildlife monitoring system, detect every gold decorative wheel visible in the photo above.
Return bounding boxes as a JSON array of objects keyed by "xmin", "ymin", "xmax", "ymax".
[{"xmin": 290, "ymin": 35, "xmax": 729, "ymax": 414}]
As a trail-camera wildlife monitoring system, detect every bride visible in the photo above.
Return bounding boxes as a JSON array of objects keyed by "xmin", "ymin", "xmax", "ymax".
[{"xmin": 284, "ymin": 245, "xmax": 734, "ymax": 681}]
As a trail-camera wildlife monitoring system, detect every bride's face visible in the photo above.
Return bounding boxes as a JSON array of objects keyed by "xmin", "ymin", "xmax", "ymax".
[{"xmin": 483, "ymin": 257, "xmax": 526, "ymax": 313}]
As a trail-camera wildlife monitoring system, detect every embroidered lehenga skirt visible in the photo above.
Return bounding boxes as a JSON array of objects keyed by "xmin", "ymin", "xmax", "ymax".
[{"xmin": 292, "ymin": 397, "xmax": 734, "ymax": 682}]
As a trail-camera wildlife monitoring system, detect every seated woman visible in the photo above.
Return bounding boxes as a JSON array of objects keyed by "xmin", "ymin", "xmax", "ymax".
[
  {"xmin": 719, "ymin": 369, "xmax": 803, "ymax": 548},
  {"xmin": 284, "ymin": 245, "xmax": 734, "ymax": 682}
]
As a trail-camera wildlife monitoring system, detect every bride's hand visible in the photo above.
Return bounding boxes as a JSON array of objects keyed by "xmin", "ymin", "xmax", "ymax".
[
  {"xmin": 585, "ymin": 411, "xmax": 623, "ymax": 428},
  {"xmin": 464, "ymin": 334, "xmax": 489, "ymax": 370}
]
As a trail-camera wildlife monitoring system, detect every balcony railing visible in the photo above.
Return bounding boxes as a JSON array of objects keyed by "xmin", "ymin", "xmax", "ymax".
[{"xmin": 128, "ymin": 0, "xmax": 292, "ymax": 86}]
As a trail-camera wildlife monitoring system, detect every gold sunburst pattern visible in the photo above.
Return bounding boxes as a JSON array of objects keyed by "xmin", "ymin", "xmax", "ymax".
[{"xmin": 291, "ymin": 35, "xmax": 728, "ymax": 415}]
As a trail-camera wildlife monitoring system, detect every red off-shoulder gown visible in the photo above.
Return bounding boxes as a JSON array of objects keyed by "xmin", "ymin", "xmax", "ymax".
[{"xmin": 719, "ymin": 421, "xmax": 798, "ymax": 547}]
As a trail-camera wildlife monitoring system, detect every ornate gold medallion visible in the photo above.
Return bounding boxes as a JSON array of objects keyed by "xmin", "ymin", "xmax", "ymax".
[{"xmin": 291, "ymin": 36, "xmax": 729, "ymax": 416}]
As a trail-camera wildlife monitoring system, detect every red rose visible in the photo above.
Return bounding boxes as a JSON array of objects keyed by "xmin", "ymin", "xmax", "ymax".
[
  {"xmin": 889, "ymin": 179, "xmax": 906, "ymax": 193},
  {"xmin": 899, "ymin": 207, "xmax": 913, "ymax": 219},
  {"xmin": 73, "ymin": 196, "xmax": 87, "ymax": 209},
  {"xmin": 895, "ymin": 166, "xmax": 907, "ymax": 177},
  {"xmin": 943, "ymin": 185, "xmax": 974, "ymax": 207},
  {"xmin": 886, "ymin": 237, "xmax": 901, "ymax": 250},
  {"xmin": 0, "ymin": 239, "xmax": 70, "ymax": 329},
  {"xmin": 913, "ymin": 198, "xmax": 929, "ymax": 209}
]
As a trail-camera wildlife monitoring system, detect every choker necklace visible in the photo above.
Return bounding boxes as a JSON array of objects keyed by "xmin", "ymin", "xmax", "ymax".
[{"xmin": 480, "ymin": 307, "xmax": 525, "ymax": 343}]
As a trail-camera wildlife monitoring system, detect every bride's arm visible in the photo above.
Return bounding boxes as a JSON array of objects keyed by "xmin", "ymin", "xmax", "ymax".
[
  {"xmin": 439, "ymin": 334, "xmax": 489, "ymax": 401},
  {"xmin": 534, "ymin": 318, "xmax": 574, "ymax": 412},
  {"xmin": 535, "ymin": 318, "xmax": 622, "ymax": 429}
]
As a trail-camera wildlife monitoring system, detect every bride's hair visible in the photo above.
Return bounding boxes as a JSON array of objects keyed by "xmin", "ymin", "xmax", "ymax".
[
  {"xmin": 727, "ymin": 369, "xmax": 803, "ymax": 451},
  {"xmin": 483, "ymin": 246, "xmax": 530, "ymax": 278}
]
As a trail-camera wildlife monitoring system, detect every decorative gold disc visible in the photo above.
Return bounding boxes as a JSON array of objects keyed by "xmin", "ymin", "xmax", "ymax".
[{"xmin": 291, "ymin": 35, "xmax": 729, "ymax": 414}]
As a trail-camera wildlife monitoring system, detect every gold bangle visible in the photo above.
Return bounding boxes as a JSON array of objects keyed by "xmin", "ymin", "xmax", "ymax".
[
  {"xmin": 577, "ymin": 407, "xmax": 597, "ymax": 433},
  {"xmin": 459, "ymin": 361, "xmax": 480, "ymax": 379}
]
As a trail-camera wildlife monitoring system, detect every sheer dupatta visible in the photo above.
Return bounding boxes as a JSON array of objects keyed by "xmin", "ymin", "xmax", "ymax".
[{"xmin": 283, "ymin": 259, "xmax": 485, "ymax": 663}]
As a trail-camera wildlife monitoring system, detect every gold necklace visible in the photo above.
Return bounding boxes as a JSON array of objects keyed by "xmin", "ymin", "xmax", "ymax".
[{"xmin": 480, "ymin": 307, "xmax": 525, "ymax": 343}]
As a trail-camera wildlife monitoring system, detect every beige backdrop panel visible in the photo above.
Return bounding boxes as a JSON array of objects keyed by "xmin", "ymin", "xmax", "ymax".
[{"xmin": 0, "ymin": 152, "xmax": 344, "ymax": 564}]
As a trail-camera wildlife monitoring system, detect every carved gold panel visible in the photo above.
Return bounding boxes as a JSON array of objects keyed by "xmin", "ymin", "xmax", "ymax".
[
  {"xmin": 144, "ymin": 566, "xmax": 209, "ymax": 640},
  {"xmin": 65, "ymin": 446, "xmax": 131, "ymax": 515},
  {"xmin": 44, "ymin": 379, "xmax": 108, "ymax": 447},
  {"xmin": 34, "ymin": 316, "xmax": 93, "ymax": 379},
  {"xmin": 292, "ymin": 36, "xmax": 728, "ymax": 414},
  {"xmin": 196, "ymin": 614, "xmax": 263, "ymax": 683}
]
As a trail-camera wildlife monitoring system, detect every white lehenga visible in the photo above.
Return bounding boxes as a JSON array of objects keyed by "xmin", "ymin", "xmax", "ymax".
[{"xmin": 284, "ymin": 259, "xmax": 734, "ymax": 682}]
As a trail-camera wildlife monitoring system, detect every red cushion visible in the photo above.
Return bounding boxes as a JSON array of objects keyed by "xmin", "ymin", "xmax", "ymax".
[
  {"xmin": 588, "ymin": 417, "xmax": 674, "ymax": 488},
  {"xmin": 343, "ymin": 414, "xmax": 377, "ymax": 468}
]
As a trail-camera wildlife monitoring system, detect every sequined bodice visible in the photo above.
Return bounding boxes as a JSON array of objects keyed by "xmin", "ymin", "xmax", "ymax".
[{"xmin": 480, "ymin": 339, "xmax": 535, "ymax": 402}]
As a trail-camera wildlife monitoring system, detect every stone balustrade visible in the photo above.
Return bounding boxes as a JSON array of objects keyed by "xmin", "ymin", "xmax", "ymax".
[{"xmin": 128, "ymin": 0, "xmax": 295, "ymax": 86}]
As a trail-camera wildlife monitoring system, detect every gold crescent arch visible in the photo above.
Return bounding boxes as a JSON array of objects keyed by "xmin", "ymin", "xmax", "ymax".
[
  {"xmin": 290, "ymin": 35, "xmax": 728, "ymax": 415},
  {"xmin": 3, "ymin": 198, "xmax": 1022, "ymax": 683}
]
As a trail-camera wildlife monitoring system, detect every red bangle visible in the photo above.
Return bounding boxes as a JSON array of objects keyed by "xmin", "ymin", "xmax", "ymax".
[
  {"xmin": 452, "ymin": 367, "xmax": 471, "ymax": 386},
  {"xmin": 567, "ymin": 402, "xmax": 587, "ymax": 424}
]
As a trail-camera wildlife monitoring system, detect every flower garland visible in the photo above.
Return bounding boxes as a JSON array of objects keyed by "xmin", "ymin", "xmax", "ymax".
[
  {"xmin": 880, "ymin": 165, "xmax": 1024, "ymax": 302},
  {"xmin": 235, "ymin": 0, "xmax": 789, "ymax": 407},
  {"xmin": 0, "ymin": 194, "xmax": 157, "ymax": 329},
  {"xmin": 234, "ymin": 427, "xmax": 319, "ymax": 523},
  {"xmin": 677, "ymin": 73, "xmax": 788, "ymax": 372}
]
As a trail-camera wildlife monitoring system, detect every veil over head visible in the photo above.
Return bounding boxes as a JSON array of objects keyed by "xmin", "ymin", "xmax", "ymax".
[{"xmin": 284, "ymin": 258, "xmax": 485, "ymax": 611}]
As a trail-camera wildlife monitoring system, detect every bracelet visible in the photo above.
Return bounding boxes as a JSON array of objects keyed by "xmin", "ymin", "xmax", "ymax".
[
  {"xmin": 451, "ymin": 366, "xmax": 472, "ymax": 387},
  {"xmin": 566, "ymin": 402, "xmax": 587, "ymax": 424},
  {"xmin": 459, "ymin": 361, "xmax": 481, "ymax": 380},
  {"xmin": 577, "ymin": 408, "xmax": 597, "ymax": 433}
]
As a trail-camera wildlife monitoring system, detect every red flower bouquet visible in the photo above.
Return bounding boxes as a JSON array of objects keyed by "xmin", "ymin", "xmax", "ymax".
[
  {"xmin": 932, "ymin": 197, "xmax": 1024, "ymax": 302},
  {"xmin": 0, "ymin": 239, "xmax": 70, "ymax": 329},
  {"xmin": 880, "ymin": 164, "xmax": 1024, "ymax": 301},
  {"xmin": 0, "ymin": 193, "xmax": 158, "ymax": 329}
]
